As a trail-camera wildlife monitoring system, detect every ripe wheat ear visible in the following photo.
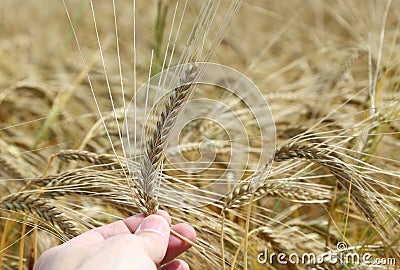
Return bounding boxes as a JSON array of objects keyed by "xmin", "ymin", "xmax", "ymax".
[
  {"xmin": 274, "ymin": 141, "xmax": 400, "ymax": 259},
  {"xmin": 1, "ymin": 192, "xmax": 80, "ymax": 240},
  {"xmin": 135, "ymin": 66, "xmax": 197, "ymax": 215}
]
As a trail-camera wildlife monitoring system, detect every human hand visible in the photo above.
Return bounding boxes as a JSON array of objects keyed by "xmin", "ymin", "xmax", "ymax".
[{"xmin": 33, "ymin": 211, "xmax": 196, "ymax": 270}]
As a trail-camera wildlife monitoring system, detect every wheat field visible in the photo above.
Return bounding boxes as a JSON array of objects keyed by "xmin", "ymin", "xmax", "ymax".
[{"xmin": 0, "ymin": 0, "xmax": 399, "ymax": 269}]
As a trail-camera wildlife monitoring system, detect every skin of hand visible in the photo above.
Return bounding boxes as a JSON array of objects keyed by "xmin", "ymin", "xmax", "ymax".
[{"xmin": 33, "ymin": 211, "xmax": 196, "ymax": 270}]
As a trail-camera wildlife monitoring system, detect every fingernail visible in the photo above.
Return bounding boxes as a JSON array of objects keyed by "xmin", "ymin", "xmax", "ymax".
[{"xmin": 136, "ymin": 215, "xmax": 168, "ymax": 236}]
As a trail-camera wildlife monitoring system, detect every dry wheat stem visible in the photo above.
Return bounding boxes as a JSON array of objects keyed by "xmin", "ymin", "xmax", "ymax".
[{"xmin": 360, "ymin": 113, "xmax": 385, "ymax": 163}]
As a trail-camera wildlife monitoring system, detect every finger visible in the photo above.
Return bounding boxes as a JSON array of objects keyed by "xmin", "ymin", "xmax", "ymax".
[
  {"xmin": 64, "ymin": 219, "xmax": 135, "ymax": 246},
  {"xmin": 159, "ymin": 259, "xmax": 190, "ymax": 270},
  {"xmin": 161, "ymin": 223, "xmax": 196, "ymax": 264},
  {"xmin": 123, "ymin": 210, "xmax": 171, "ymax": 233},
  {"xmin": 64, "ymin": 210, "xmax": 170, "ymax": 246},
  {"xmin": 134, "ymin": 214, "xmax": 171, "ymax": 265}
]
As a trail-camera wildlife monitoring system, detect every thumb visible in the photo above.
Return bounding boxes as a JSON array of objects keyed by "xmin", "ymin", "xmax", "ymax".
[{"xmin": 134, "ymin": 214, "xmax": 171, "ymax": 265}]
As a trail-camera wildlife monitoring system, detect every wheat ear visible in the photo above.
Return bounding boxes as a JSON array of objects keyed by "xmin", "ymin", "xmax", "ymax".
[
  {"xmin": 46, "ymin": 150, "xmax": 123, "ymax": 172},
  {"xmin": 274, "ymin": 142, "xmax": 400, "ymax": 258},
  {"xmin": 136, "ymin": 65, "xmax": 196, "ymax": 215},
  {"xmin": 273, "ymin": 142, "xmax": 376, "ymax": 219},
  {"xmin": 225, "ymin": 180, "xmax": 332, "ymax": 209},
  {"xmin": 1, "ymin": 193, "xmax": 80, "ymax": 239}
]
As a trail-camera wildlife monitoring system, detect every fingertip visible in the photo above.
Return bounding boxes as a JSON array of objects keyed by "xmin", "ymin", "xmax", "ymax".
[
  {"xmin": 136, "ymin": 215, "xmax": 170, "ymax": 237},
  {"xmin": 171, "ymin": 223, "xmax": 196, "ymax": 244},
  {"xmin": 161, "ymin": 223, "xmax": 196, "ymax": 264},
  {"xmin": 156, "ymin": 210, "xmax": 171, "ymax": 225},
  {"xmin": 135, "ymin": 215, "xmax": 171, "ymax": 264},
  {"xmin": 122, "ymin": 211, "xmax": 170, "ymax": 233}
]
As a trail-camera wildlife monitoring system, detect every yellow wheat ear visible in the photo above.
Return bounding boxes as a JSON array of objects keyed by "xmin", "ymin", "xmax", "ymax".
[
  {"xmin": 132, "ymin": 0, "xmax": 244, "ymax": 215},
  {"xmin": 135, "ymin": 72, "xmax": 195, "ymax": 215}
]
